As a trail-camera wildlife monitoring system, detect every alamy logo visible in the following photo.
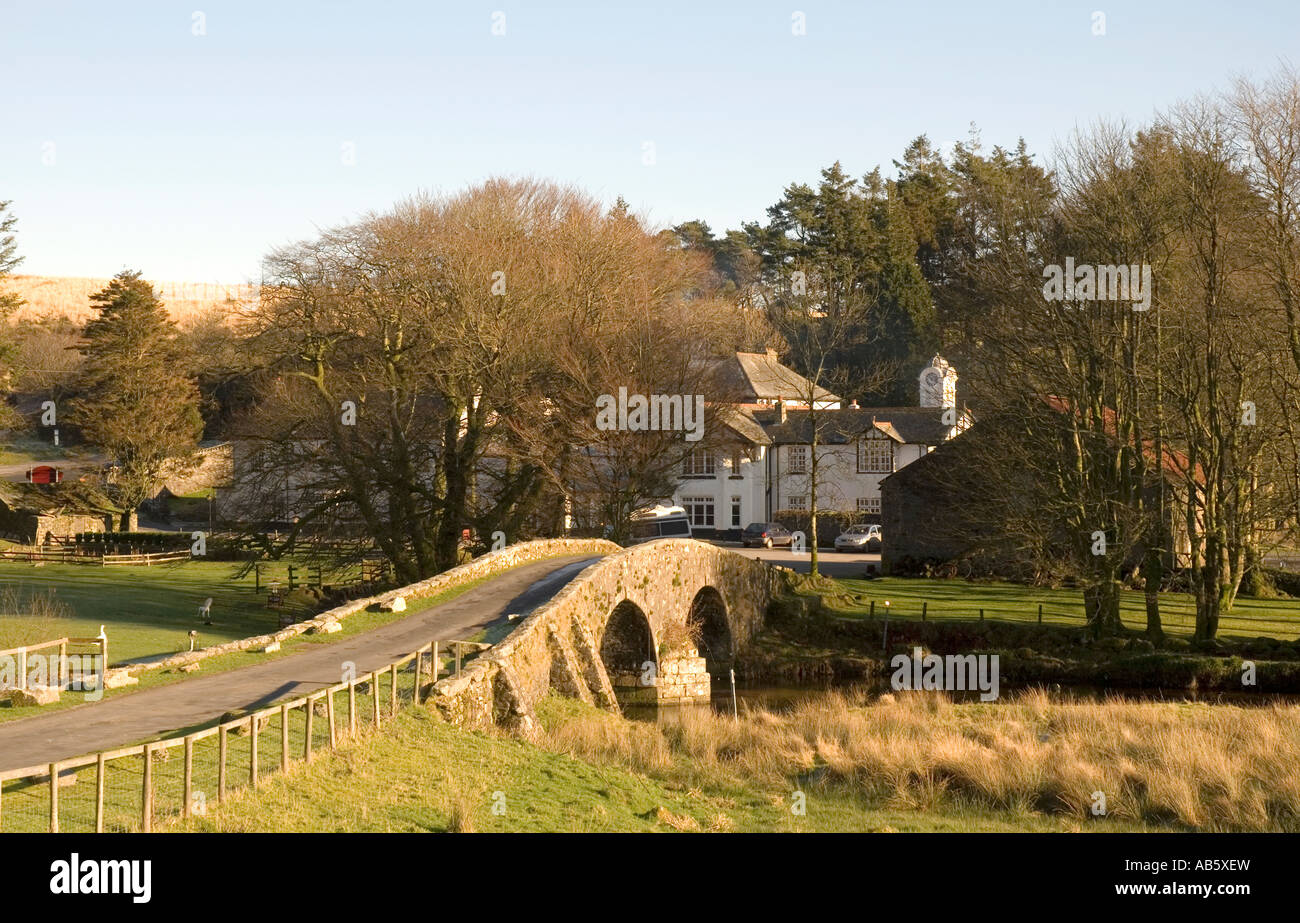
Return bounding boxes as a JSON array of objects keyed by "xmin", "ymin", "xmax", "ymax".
[
  {"xmin": 595, "ymin": 387, "xmax": 705, "ymax": 442},
  {"xmin": 0, "ymin": 653, "xmax": 104, "ymax": 701},
  {"xmin": 49, "ymin": 854, "xmax": 151, "ymax": 903},
  {"xmin": 890, "ymin": 647, "xmax": 1000, "ymax": 701},
  {"xmin": 1042, "ymin": 258, "xmax": 1152, "ymax": 311}
]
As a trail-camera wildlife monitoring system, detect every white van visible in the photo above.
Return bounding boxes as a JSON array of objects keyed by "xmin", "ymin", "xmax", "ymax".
[{"xmin": 627, "ymin": 504, "xmax": 692, "ymax": 544}]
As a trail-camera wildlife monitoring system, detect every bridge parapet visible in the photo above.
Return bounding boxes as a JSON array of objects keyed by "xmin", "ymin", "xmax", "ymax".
[{"xmin": 430, "ymin": 539, "xmax": 787, "ymax": 734}]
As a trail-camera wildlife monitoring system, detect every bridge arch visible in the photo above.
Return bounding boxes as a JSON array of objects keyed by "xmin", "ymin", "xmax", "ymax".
[
  {"xmin": 688, "ymin": 586, "xmax": 732, "ymax": 676},
  {"xmin": 600, "ymin": 599, "xmax": 657, "ymax": 685},
  {"xmin": 431, "ymin": 539, "xmax": 786, "ymax": 732}
]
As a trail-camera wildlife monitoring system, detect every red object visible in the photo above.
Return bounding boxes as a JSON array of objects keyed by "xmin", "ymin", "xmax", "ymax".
[{"xmin": 26, "ymin": 465, "xmax": 63, "ymax": 484}]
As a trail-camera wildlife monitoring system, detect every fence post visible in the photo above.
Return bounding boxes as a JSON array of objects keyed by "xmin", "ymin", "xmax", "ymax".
[
  {"xmin": 390, "ymin": 662, "xmax": 398, "ymax": 718},
  {"xmin": 869, "ymin": 601, "xmax": 875, "ymax": 620},
  {"xmin": 349, "ymin": 681, "xmax": 358, "ymax": 738},
  {"xmin": 979, "ymin": 608, "xmax": 984, "ymax": 622},
  {"xmin": 95, "ymin": 752, "xmax": 105, "ymax": 832},
  {"xmin": 922, "ymin": 601, "xmax": 927, "ymax": 621},
  {"xmin": 0, "ymin": 777, "xmax": 5, "ymax": 831},
  {"xmin": 327, "ymin": 689, "xmax": 337, "ymax": 748},
  {"xmin": 372, "ymin": 672, "xmax": 381, "ymax": 726},
  {"xmin": 413, "ymin": 650, "xmax": 423, "ymax": 706},
  {"xmin": 455, "ymin": 642, "xmax": 462, "ymax": 678},
  {"xmin": 141, "ymin": 747, "xmax": 153, "ymax": 833},
  {"xmin": 183, "ymin": 736, "xmax": 194, "ymax": 819},
  {"xmin": 281, "ymin": 704, "xmax": 290, "ymax": 772},
  {"xmin": 1038, "ymin": 603, "xmax": 1043, "ymax": 624},
  {"xmin": 432, "ymin": 641, "xmax": 439, "ymax": 684},
  {"xmin": 305, "ymin": 697, "xmax": 315, "ymax": 763},
  {"xmin": 249, "ymin": 716, "xmax": 259, "ymax": 789},
  {"xmin": 59, "ymin": 640, "xmax": 67, "ymax": 688},
  {"xmin": 49, "ymin": 762, "xmax": 59, "ymax": 833},
  {"xmin": 17, "ymin": 648, "xmax": 26, "ymax": 691},
  {"xmin": 218, "ymin": 727, "xmax": 227, "ymax": 803}
]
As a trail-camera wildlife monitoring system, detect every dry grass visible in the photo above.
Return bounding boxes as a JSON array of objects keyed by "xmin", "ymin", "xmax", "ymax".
[
  {"xmin": 542, "ymin": 690, "xmax": 1300, "ymax": 831},
  {"xmin": 6, "ymin": 275, "xmax": 254, "ymax": 325},
  {"xmin": 0, "ymin": 587, "xmax": 74, "ymax": 649}
]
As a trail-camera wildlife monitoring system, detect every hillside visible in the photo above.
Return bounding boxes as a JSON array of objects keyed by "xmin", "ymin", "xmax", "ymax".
[{"xmin": 6, "ymin": 274, "xmax": 256, "ymax": 325}]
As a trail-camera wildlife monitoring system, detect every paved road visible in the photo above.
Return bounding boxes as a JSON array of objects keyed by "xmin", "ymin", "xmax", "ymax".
[
  {"xmin": 725, "ymin": 544, "xmax": 881, "ymax": 578},
  {"xmin": 0, "ymin": 554, "xmax": 602, "ymax": 771}
]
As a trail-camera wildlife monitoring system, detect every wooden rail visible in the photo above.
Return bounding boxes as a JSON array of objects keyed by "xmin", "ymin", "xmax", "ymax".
[
  {"xmin": 0, "ymin": 634, "xmax": 108, "ymax": 692},
  {"xmin": 0, "ymin": 547, "xmax": 192, "ymax": 566},
  {"xmin": 0, "ymin": 637, "xmax": 489, "ymax": 832}
]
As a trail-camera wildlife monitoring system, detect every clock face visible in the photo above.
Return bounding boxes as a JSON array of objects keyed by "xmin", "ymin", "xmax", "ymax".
[{"xmin": 924, "ymin": 371, "xmax": 940, "ymax": 385}]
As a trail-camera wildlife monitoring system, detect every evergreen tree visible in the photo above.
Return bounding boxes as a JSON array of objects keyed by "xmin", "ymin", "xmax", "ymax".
[
  {"xmin": 71, "ymin": 271, "xmax": 204, "ymax": 528},
  {"xmin": 0, "ymin": 200, "xmax": 24, "ymax": 414}
]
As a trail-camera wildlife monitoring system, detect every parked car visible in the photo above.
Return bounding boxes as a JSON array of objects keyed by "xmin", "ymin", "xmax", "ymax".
[
  {"xmin": 627, "ymin": 504, "xmax": 693, "ymax": 544},
  {"xmin": 741, "ymin": 522, "xmax": 794, "ymax": 549},
  {"xmin": 835, "ymin": 523, "xmax": 882, "ymax": 552}
]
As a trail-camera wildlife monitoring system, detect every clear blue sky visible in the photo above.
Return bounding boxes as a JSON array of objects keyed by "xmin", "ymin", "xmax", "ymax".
[{"xmin": 2, "ymin": 0, "xmax": 1296, "ymax": 282}]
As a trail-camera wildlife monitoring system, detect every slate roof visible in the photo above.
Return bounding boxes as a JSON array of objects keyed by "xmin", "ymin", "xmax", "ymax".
[
  {"xmin": 0, "ymin": 479, "xmax": 120, "ymax": 515},
  {"xmin": 714, "ymin": 406, "xmax": 771, "ymax": 445},
  {"xmin": 756, "ymin": 406, "xmax": 958, "ymax": 446},
  {"xmin": 709, "ymin": 351, "xmax": 841, "ymax": 405}
]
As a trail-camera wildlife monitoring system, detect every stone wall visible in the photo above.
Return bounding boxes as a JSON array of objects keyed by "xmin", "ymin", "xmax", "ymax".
[
  {"xmin": 429, "ymin": 539, "xmax": 786, "ymax": 734},
  {"xmin": 0, "ymin": 504, "xmax": 115, "ymax": 544},
  {"xmin": 121, "ymin": 538, "xmax": 619, "ymax": 678}
]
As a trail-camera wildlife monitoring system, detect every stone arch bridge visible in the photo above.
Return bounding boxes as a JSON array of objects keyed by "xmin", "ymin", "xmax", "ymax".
[{"xmin": 431, "ymin": 539, "xmax": 787, "ymax": 733}]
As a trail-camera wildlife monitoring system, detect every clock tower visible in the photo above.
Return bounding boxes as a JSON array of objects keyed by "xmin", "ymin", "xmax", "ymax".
[{"xmin": 919, "ymin": 355, "xmax": 957, "ymax": 408}]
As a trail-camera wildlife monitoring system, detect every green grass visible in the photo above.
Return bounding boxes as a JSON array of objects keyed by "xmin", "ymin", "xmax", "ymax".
[
  {"xmin": 824, "ymin": 576, "xmax": 1300, "ymax": 642},
  {"xmin": 0, "ymin": 434, "xmax": 74, "ymax": 465},
  {"xmin": 0, "ymin": 559, "xmax": 321, "ymax": 663},
  {"xmin": 163, "ymin": 702, "xmax": 1153, "ymax": 833}
]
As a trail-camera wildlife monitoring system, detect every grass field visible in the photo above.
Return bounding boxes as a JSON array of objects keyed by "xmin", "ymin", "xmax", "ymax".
[
  {"xmin": 0, "ymin": 559, "xmax": 321, "ymax": 663},
  {"xmin": 169, "ymin": 698, "xmax": 1163, "ymax": 833},
  {"xmin": 826, "ymin": 576, "xmax": 1300, "ymax": 641},
  {"xmin": 0, "ymin": 434, "xmax": 76, "ymax": 466},
  {"xmin": 162, "ymin": 687, "xmax": 1300, "ymax": 833},
  {"xmin": 0, "ymin": 573, "xmax": 494, "ymax": 728}
]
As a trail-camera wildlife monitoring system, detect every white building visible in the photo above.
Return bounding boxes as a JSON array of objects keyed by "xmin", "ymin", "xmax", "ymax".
[{"xmin": 670, "ymin": 354, "xmax": 972, "ymax": 537}]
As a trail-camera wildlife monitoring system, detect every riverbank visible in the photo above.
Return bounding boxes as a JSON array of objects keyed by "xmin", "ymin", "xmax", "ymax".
[
  {"xmin": 170, "ymin": 690, "xmax": 1300, "ymax": 832},
  {"xmin": 736, "ymin": 577, "xmax": 1300, "ymax": 694}
]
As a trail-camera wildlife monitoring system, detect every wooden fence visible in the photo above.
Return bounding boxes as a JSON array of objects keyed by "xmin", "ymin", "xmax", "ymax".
[
  {"xmin": 0, "ymin": 638, "xmax": 487, "ymax": 833},
  {"xmin": 0, "ymin": 546, "xmax": 191, "ymax": 566},
  {"xmin": 0, "ymin": 635, "xmax": 108, "ymax": 692}
]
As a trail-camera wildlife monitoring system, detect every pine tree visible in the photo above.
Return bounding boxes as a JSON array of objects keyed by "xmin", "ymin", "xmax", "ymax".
[
  {"xmin": 70, "ymin": 271, "xmax": 204, "ymax": 528},
  {"xmin": 0, "ymin": 200, "xmax": 24, "ymax": 410}
]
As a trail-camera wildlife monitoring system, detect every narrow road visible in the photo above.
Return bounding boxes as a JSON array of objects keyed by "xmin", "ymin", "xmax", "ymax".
[{"xmin": 0, "ymin": 554, "xmax": 602, "ymax": 771}]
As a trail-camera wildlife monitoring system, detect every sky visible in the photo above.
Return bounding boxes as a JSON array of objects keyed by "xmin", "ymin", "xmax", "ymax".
[{"xmin": 2, "ymin": 0, "xmax": 1298, "ymax": 283}]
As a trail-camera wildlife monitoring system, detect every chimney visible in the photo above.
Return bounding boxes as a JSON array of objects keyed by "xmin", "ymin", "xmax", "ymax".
[
  {"xmin": 849, "ymin": 399, "xmax": 860, "ymax": 410},
  {"xmin": 776, "ymin": 398, "xmax": 786, "ymax": 423}
]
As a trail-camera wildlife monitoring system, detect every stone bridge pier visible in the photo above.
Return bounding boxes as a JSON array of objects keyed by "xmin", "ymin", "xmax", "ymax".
[{"xmin": 431, "ymin": 539, "xmax": 787, "ymax": 733}]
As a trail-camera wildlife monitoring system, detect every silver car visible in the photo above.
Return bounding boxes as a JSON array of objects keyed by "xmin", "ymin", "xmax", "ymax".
[{"xmin": 835, "ymin": 523, "xmax": 881, "ymax": 552}]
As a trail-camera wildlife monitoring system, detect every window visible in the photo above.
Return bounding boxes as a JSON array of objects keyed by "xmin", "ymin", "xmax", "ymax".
[
  {"xmin": 731, "ymin": 450, "xmax": 744, "ymax": 473},
  {"xmin": 788, "ymin": 445, "xmax": 808, "ymax": 474},
  {"xmin": 858, "ymin": 436, "xmax": 894, "ymax": 473},
  {"xmin": 731, "ymin": 495, "xmax": 742, "ymax": 528},
  {"xmin": 682, "ymin": 496, "xmax": 715, "ymax": 527},
  {"xmin": 683, "ymin": 449, "xmax": 715, "ymax": 477},
  {"xmin": 857, "ymin": 497, "xmax": 880, "ymax": 514},
  {"xmin": 788, "ymin": 495, "xmax": 807, "ymax": 511}
]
